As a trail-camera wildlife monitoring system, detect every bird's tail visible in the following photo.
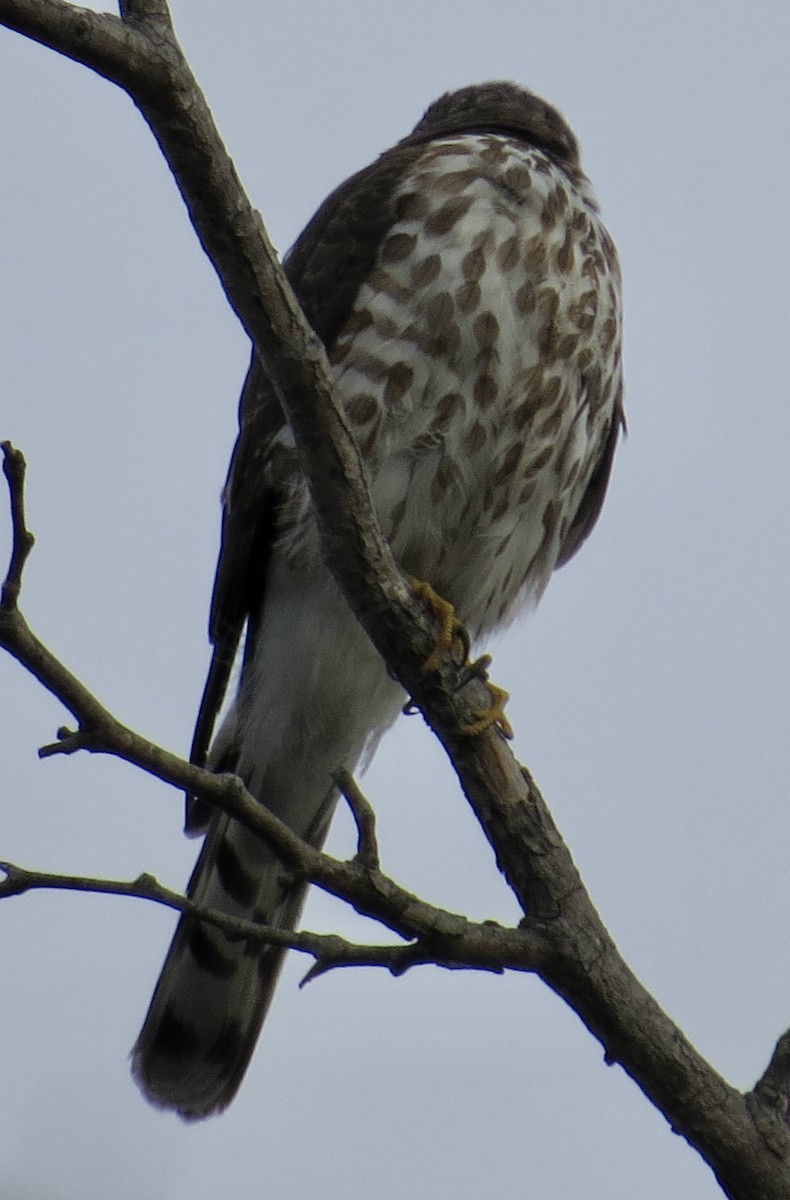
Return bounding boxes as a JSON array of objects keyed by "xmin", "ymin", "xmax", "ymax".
[
  {"xmin": 132, "ymin": 566, "xmax": 404, "ymax": 1119},
  {"xmin": 130, "ymin": 788, "xmax": 334, "ymax": 1121}
]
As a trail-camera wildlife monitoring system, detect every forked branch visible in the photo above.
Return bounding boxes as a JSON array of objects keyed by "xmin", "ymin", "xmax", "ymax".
[
  {"xmin": 0, "ymin": 445, "xmax": 545, "ymax": 980},
  {"xmin": 0, "ymin": 860, "xmax": 449, "ymax": 981}
]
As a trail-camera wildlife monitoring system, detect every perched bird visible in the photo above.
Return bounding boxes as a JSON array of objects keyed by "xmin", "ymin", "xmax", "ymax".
[{"xmin": 132, "ymin": 81, "xmax": 624, "ymax": 1119}]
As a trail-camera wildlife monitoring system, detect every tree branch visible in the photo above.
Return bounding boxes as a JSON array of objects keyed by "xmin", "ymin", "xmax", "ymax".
[
  {"xmin": 0, "ymin": 0, "xmax": 532, "ymax": 931},
  {"xmin": 0, "ymin": 1, "xmax": 161, "ymax": 91},
  {"xmin": 0, "ymin": 441, "xmax": 34, "ymax": 609},
  {"xmin": 1, "ymin": 0, "xmax": 483, "ymax": 736},
  {"xmin": 0, "ymin": 860, "xmax": 472, "ymax": 981},
  {"xmin": 0, "ymin": 443, "xmax": 544, "ymax": 976},
  {"xmin": 335, "ymin": 767, "xmax": 381, "ymax": 868}
]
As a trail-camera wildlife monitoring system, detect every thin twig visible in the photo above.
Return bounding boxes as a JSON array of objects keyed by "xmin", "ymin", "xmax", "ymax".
[
  {"xmin": 334, "ymin": 768, "xmax": 380, "ymax": 868},
  {"xmin": 39, "ymin": 725, "xmax": 89, "ymax": 757},
  {"xmin": 299, "ymin": 939, "xmax": 434, "ymax": 988},
  {"xmin": 1, "ymin": 442, "xmax": 35, "ymax": 609},
  {"xmin": 0, "ymin": 448, "xmax": 545, "ymax": 972},
  {"xmin": 0, "ymin": 860, "xmax": 417, "ymax": 974},
  {"xmin": 0, "ymin": 859, "xmax": 510, "ymax": 982}
]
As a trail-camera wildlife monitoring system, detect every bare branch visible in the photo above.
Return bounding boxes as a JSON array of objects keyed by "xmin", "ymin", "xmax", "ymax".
[
  {"xmin": 0, "ymin": 1, "xmax": 157, "ymax": 91},
  {"xmin": 298, "ymin": 938, "xmax": 439, "ymax": 988},
  {"xmin": 0, "ymin": 856, "xmax": 539, "ymax": 981},
  {"xmin": 0, "ymin": 453, "xmax": 547, "ymax": 973},
  {"xmin": 0, "ymin": 0, "xmax": 496, "ymax": 746},
  {"xmin": 0, "ymin": 860, "xmax": 429, "ymax": 977},
  {"xmin": 38, "ymin": 724, "xmax": 88, "ymax": 757},
  {"xmin": 0, "ymin": 442, "xmax": 34, "ymax": 609},
  {"xmin": 335, "ymin": 768, "xmax": 380, "ymax": 868}
]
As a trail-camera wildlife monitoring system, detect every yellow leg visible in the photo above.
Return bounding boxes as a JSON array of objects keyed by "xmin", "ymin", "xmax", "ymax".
[
  {"xmin": 407, "ymin": 581, "xmax": 514, "ymax": 740},
  {"xmin": 409, "ymin": 577, "xmax": 470, "ymax": 671},
  {"xmin": 459, "ymin": 653, "xmax": 514, "ymax": 740}
]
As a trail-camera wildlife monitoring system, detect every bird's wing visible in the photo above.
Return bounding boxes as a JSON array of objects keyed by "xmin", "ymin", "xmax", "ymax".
[
  {"xmin": 556, "ymin": 384, "xmax": 626, "ymax": 570},
  {"xmin": 185, "ymin": 144, "xmax": 424, "ymax": 832}
]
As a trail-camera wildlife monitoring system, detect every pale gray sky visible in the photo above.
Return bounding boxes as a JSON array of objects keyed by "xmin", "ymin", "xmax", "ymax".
[{"xmin": 1, "ymin": 3, "xmax": 789, "ymax": 1198}]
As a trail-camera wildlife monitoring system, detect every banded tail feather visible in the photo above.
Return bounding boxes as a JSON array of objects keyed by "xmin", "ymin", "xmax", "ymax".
[{"xmin": 131, "ymin": 783, "xmax": 336, "ymax": 1119}]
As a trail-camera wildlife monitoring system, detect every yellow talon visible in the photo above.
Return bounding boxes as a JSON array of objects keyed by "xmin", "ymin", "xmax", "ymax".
[
  {"xmin": 409, "ymin": 577, "xmax": 470, "ymax": 672},
  {"xmin": 403, "ymin": 584, "xmax": 515, "ymax": 739},
  {"xmin": 462, "ymin": 679, "xmax": 514, "ymax": 740}
]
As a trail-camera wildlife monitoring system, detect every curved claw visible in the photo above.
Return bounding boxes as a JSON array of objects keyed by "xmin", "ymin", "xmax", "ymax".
[
  {"xmin": 461, "ymin": 679, "xmax": 514, "ymax": 740},
  {"xmin": 409, "ymin": 577, "xmax": 470, "ymax": 672},
  {"xmin": 404, "ymin": 579, "xmax": 514, "ymax": 738}
]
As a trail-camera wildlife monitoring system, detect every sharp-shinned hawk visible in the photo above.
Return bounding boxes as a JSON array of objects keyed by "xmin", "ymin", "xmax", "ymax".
[{"xmin": 132, "ymin": 81, "xmax": 624, "ymax": 1119}]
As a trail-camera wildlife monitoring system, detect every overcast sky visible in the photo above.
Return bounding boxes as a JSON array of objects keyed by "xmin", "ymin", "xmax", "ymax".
[{"xmin": 1, "ymin": 3, "xmax": 789, "ymax": 1198}]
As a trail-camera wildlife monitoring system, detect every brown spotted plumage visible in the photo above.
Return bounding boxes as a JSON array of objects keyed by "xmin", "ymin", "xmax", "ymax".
[{"xmin": 132, "ymin": 81, "xmax": 624, "ymax": 1119}]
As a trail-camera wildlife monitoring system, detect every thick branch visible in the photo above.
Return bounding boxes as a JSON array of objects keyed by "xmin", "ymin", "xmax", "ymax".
[
  {"xmin": 0, "ymin": 0, "xmax": 490, "ymax": 740},
  {"xmin": 0, "ymin": 1, "xmax": 162, "ymax": 92}
]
